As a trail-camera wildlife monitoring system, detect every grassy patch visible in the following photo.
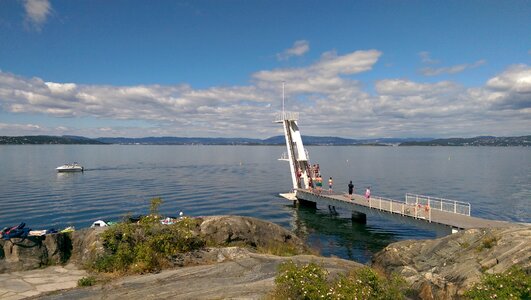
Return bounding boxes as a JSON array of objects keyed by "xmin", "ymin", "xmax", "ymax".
[
  {"xmin": 464, "ymin": 266, "xmax": 530, "ymax": 300},
  {"xmin": 77, "ymin": 276, "xmax": 97, "ymax": 287},
  {"xmin": 476, "ymin": 236, "xmax": 498, "ymax": 252},
  {"xmin": 271, "ymin": 261, "xmax": 408, "ymax": 299},
  {"xmin": 256, "ymin": 242, "xmax": 308, "ymax": 257}
]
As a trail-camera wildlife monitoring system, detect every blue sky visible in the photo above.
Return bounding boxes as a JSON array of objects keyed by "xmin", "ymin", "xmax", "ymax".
[{"xmin": 0, "ymin": 0, "xmax": 530, "ymax": 138}]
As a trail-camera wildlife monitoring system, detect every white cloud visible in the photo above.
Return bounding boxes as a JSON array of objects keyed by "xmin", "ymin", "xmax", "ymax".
[
  {"xmin": 421, "ymin": 60, "xmax": 486, "ymax": 76},
  {"xmin": 486, "ymin": 64, "xmax": 531, "ymax": 93},
  {"xmin": 485, "ymin": 64, "xmax": 531, "ymax": 109},
  {"xmin": 255, "ymin": 49, "xmax": 381, "ymax": 94},
  {"xmin": 23, "ymin": 0, "xmax": 52, "ymax": 30},
  {"xmin": 375, "ymin": 79, "xmax": 458, "ymax": 96},
  {"xmin": 0, "ymin": 122, "xmax": 42, "ymax": 132},
  {"xmin": 418, "ymin": 52, "xmax": 486, "ymax": 76},
  {"xmin": 276, "ymin": 40, "xmax": 310, "ymax": 61},
  {"xmin": 0, "ymin": 52, "xmax": 529, "ymax": 138}
]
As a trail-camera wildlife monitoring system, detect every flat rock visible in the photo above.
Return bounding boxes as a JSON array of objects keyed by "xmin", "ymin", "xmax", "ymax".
[{"xmin": 36, "ymin": 250, "xmax": 362, "ymax": 300}]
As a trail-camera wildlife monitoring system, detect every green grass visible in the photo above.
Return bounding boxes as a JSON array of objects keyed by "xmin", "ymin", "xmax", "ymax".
[{"xmin": 77, "ymin": 276, "xmax": 97, "ymax": 287}]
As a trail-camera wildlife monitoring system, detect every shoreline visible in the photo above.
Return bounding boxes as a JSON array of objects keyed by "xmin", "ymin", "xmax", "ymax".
[{"xmin": 1, "ymin": 215, "xmax": 529, "ymax": 299}]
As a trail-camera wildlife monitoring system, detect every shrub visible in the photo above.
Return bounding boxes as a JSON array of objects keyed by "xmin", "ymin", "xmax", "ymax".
[
  {"xmin": 330, "ymin": 267, "xmax": 407, "ymax": 300},
  {"xmin": 272, "ymin": 262, "xmax": 408, "ymax": 300},
  {"xmin": 149, "ymin": 197, "xmax": 163, "ymax": 215},
  {"xmin": 476, "ymin": 236, "xmax": 498, "ymax": 252},
  {"xmin": 78, "ymin": 276, "xmax": 97, "ymax": 287},
  {"xmin": 464, "ymin": 266, "xmax": 530, "ymax": 300},
  {"xmin": 273, "ymin": 261, "xmax": 330, "ymax": 299},
  {"xmin": 88, "ymin": 203, "xmax": 205, "ymax": 274}
]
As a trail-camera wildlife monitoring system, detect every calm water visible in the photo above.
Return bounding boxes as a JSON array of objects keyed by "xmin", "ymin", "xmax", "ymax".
[{"xmin": 1, "ymin": 145, "xmax": 529, "ymax": 263}]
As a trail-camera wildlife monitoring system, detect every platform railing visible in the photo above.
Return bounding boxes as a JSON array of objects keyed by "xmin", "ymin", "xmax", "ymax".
[
  {"xmin": 364, "ymin": 195, "xmax": 431, "ymax": 221},
  {"xmin": 275, "ymin": 111, "xmax": 299, "ymax": 122},
  {"xmin": 406, "ymin": 193, "xmax": 471, "ymax": 216},
  {"xmin": 278, "ymin": 152, "xmax": 289, "ymax": 161},
  {"xmin": 297, "ymin": 190, "xmax": 472, "ymax": 223}
]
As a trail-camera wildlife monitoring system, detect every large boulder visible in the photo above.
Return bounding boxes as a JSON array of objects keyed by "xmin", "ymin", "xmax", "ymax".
[
  {"xmin": 0, "ymin": 233, "xmax": 72, "ymax": 273},
  {"xmin": 199, "ymin": 216, "xmax": 309, "ymax": 254},
  {"xmin": 372, "ymin": 225, "xmax": 531, "ymax": 300},
  {"xmin": 69, "ymin": 227, "xmax": 106, "ymax": 266}
]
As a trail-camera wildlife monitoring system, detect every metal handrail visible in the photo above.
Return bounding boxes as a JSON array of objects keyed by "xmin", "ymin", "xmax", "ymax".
[
  {"xmin": 364, "ymin": 195, "xmax": 432, "ymax": 222},
  {"xmin": 278, "ymin": 152, "xmax": 289, "ymax": 161},
  {"xmin": 405, "ymin": 193, "xmax": 471, "ymax": 216}
]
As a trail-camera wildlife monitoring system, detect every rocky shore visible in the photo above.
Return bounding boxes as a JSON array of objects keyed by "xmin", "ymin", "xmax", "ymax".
[
  {"xmin": 372, "ymin": 225, "xmax": 530, "ymax": 299},
  {"xmin": 1, "ymin": 216, "xmax": 529, "ymax": 299}
]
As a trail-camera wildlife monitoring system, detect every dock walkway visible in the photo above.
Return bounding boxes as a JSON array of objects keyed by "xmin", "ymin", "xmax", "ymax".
[{"xmin": 294, "ymin": 189, "xmax": 511, "ymax": 230}]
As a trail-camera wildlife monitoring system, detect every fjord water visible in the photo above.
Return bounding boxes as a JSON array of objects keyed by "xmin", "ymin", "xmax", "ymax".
[{"xmin": 1, "ymin": 145, "xmax": 529, "ymax": 263}]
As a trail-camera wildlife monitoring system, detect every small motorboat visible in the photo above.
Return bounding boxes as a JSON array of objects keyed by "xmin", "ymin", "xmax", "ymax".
[{"xmin": 56, "ymin": 162, "xmax": 84, "ymax": 172}]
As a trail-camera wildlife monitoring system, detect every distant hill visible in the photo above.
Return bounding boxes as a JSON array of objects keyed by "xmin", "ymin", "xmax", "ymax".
[
  {"xmin": 1, "ymin": 135, "xmax": 528, "ymax": 146},
  {"xmin": 0, "ymin": 135, "xmax": 106, "ymax": 145},
  {"xmin": 399, "ymin": 136, "xmax": 531, "ymax": 146},
  {"xmin": 96, "ymin": 135, "xmax": 390, "ymax": 145},
  {"xmin": 268, "ymin": 136, "xmax": 433, "ymax": 145},
  {"xmin": 95, "ymin": 136, "xmax": 264, "ymax": 145}
]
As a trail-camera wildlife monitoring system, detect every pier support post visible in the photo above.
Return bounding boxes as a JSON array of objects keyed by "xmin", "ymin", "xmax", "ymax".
[
  {"xmin": 351, "ymin": 211, "xmax": 367, "ymax": 224},
  {"xmin": 298, "ymin": 198, "xmax": 317, "ymax": 209}
]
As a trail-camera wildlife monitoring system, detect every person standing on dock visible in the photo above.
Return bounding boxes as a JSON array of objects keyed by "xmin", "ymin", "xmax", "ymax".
[
  {"xmin": 328, "ymin": 177, "xmax": 333, "ymax": 193},
  {"xmin": 365, "ymin": 186, "xmax": 371, "ymax": 200},
  {"xmin": 316, "ymin": 175, "xmax": 322, "ymax": 194},
  {"xmin": 348, "ymin": 181, "xmax": 354, "ymax": 199}
]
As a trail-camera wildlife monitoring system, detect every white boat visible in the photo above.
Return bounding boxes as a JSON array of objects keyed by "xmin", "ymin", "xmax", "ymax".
[{"xmin": 56, "ymin": 163, "xmax": 84, "ymax": 172}]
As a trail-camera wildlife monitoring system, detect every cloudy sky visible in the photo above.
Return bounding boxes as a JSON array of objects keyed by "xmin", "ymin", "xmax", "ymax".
[{"xmin": 0, "ymin": 0, "xmax": 530, "ymax": 138}]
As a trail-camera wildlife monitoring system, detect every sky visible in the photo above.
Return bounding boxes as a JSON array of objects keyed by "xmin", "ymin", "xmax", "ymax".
[{"xmin": 0, "ymin": 0, "xmax": 530, "ymax": 139}]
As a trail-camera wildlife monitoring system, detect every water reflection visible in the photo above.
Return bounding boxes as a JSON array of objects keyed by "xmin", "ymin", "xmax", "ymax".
[{"xmin": 288, "ymin": 204, "xmax": 405, "ymax": 263}]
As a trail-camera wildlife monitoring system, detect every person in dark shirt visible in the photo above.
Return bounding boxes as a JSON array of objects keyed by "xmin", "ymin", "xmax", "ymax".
[{"xmin": 348, "ymin": 181, "xmax": 354, "ymax": 199}]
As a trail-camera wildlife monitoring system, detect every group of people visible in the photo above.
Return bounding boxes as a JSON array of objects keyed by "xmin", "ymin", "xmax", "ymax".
[
  {"xmin": 301, "ymin": 167, "xmax": 334, "ymax": 195},
  {"xmin": 308, "ymin": 174, "xmax": 332, "ymax": 194},
  {"xmin": 301, "ymin": 162, "xmax": 371, "ymax": 199},
  {"xmin": 309, "ymin": 164, "xmax": 320, "ymax": 178}
]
